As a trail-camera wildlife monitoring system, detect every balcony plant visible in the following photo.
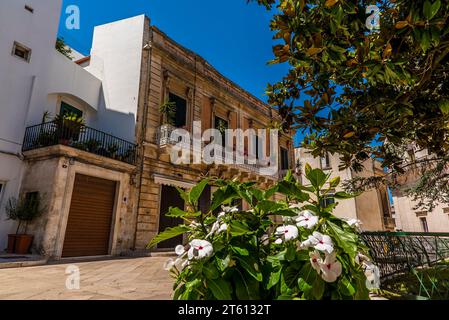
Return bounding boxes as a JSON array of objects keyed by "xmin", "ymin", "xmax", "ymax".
[
  {"xmin": 107, "ymin": 143, "xmax": 120, "ymax": 159},
  {"xmin": 149, "ymin": 166, "xmax": 377, "ymax": 300},
  {"xmin": 5, "ymin": 193, "xmax": 44, "ymax": 254},
  {"xmin": 53, "ymin": 112, "xmax": 85, "ymax": 145},
  {"xmin": 84, "ymin": 139, "xmax": 101, "ymax": 153},
  {"xmin": 160, "ymin": 99, "xmax": 176, "ymax": 126}
]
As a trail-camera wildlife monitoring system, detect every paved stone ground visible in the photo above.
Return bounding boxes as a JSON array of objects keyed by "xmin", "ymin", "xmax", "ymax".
[{"xmin": 0, "ymin": 257, "xmax": 174, "ymax": 300}]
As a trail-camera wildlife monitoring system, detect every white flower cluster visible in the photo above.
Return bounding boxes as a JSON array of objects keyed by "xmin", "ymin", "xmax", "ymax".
[
  {"xmin": 164, "ymin": 206, "xmax": 238, "ymax": 272},
  {"xmin": 275, "ymin": 209, "xmax": 343, "ymax": 283},
  {"xmin": 356, "ymin": 253, "xmax": 381, "ymax": 289}
]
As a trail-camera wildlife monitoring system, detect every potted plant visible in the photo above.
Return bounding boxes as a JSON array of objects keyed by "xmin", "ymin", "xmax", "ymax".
[
  {"xmin": 53, "ymin": 112, "xmax": 85, "ymax": 145},
  {"xmin": 160, "ymin": 99, "xmax": 176, "ymax": 126},
  {"xmin": 84, "ymin": 139, "xmax": 101, "ymax": 153},
  {"xmin": 107, "ymin": 143, "xmax": 119, "ymax": 159},
  {"xmin": 5, "ymin": 193, "xmax": 44, "ymax": 254}
]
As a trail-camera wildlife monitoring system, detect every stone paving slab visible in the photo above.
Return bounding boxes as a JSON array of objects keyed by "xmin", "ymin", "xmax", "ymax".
[{"xmin": 0, "ymin": 257, "xmax": 174, "ymax": 300}]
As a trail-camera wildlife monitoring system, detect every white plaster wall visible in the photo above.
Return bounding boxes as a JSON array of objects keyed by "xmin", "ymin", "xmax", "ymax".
[
  {"xmin": 0, "ymin": 0, "xmax": 63, "ymax": 251},
  {"xmin": 393, "ymin": 195, "xmax": 449, "ymax": 232},
  {"xmin": 0, "ymin": 0, "xmax": 62, "ymax": 154},
  {"xmin": 86, "ymin": 15, "xmax": 147, "ymax": 143}
]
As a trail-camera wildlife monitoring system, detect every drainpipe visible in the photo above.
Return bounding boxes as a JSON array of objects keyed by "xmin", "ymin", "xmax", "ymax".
[{"xmin": 132, "ymin": 24, "xmax": 153, "ymax": 251}]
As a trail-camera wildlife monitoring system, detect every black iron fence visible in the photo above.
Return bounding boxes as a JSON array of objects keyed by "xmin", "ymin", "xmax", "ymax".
[
  {"xmin": 23, "ymin": 121, "xmax": 137, "ymax": 165},
  {"xmin": 361, "ymin": 232, "xmax": 449, "ymax": 282}
]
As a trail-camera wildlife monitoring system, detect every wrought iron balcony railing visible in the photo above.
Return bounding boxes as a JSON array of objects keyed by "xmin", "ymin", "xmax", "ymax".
[
  {"xmin": 23, "ymin": 121, "xmax": 137, "ymax": 165},
  {"xmin": 361, "ymin": 232, "xmax": 449, "ymax": 282},
  {"xmin": 156, "ymin": 124, "xmax": 294, "ymax": 180}
]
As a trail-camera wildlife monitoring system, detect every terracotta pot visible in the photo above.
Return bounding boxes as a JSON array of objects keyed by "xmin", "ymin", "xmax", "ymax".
[
  {"xmin": 14, "ymin": 235, "xmax": 34, "ymax": 254},
  {"xmin": 7, "ymin": 235, "xmax": 17, "ymax": 254}
]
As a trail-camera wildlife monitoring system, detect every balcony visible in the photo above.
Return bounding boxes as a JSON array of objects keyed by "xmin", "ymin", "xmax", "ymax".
[
  {"xmin": 23, "ymin": 122, "xmax": 137, "ymax": 165},
  {"xmin": 384, "ymin": 216, "xmax": 396, "ymax": 231}
]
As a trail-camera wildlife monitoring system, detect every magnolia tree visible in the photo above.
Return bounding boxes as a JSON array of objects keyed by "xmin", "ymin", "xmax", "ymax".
[{"xmin": 149, "ymin": 166, "xmax": 380, "ymax": 300}]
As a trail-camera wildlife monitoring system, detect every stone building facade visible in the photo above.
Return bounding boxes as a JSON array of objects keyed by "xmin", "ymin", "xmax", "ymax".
[
  {"xmin": 132, "ymin": 24, "xmax": 295, "ymax": 250},
  {"xmin": 295, "ymin": 148, "xmax": 394, "ymax": 231},
  {"xmin": 391, "ymin": 148, "xmax": 449, "ymax": 232}
]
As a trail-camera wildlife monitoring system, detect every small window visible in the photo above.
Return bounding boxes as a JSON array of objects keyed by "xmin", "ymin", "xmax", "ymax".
[
  {"xmin": 420, "ymin": 217, "xmax": 429, "ymax": 233},
  {"xmin": 169, "ymin": 93, "xmax": 187, "ymax": 128},
  {"xmin": 280, "ymin": 147, "xmax": 290, "ymax": 171},
  {"xmin": 444, "ymin": 208, "xmax": 449, "ymax": 214},
  {"xmin": 320, "ymin": 153, "xmax": 331, "ymax": 169},
  {"xmin": 214, "ymin": 116, "xmax": 229, "ymax": 147},
  {"xmin": 60, "ymin": 101, "xmax": 83, "ymax": 118},
  {"xmin": 12, "ymin": 42, "xmax": 32, "ymax": 62},
  {"xmin": 24, "ymin": 5, "xmax": 34, "ymax": 13}
]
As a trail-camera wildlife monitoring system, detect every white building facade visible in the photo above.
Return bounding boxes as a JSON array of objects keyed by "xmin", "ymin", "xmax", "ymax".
[{"xmin": 0, "ymin": 1, "xmax": 139, "ymax": 255}]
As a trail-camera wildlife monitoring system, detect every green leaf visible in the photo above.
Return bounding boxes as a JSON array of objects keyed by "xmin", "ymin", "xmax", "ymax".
[
  {"xmin": 203, "ymin": 263, "xmax": 220, "ymax": 280},
  {"xmin": 424, "ymin": 0, "xmax": 441, "ymax": 20},
  {"xmin": 306, "ymin": 168, "xmax": 328, "ymax": 189},
  {"xmin": 210, "ymin": 186, "xmax": 237, "ymax": 212},
  {"xmin": 207, "ymin": 278, "xmax": 232, "ymax": 300},
  {"xmin": 267, "ymin": 268, "xmax": 282, "ymax": 289},
  {"xmin": 189, "ymin": 179, "xmax": 209, "ymax": 205},
  {"xmin": 327, "ymin": 221, "xmax": 358, "ymax": 259},
  {"xmin": 147, "ymin": 225, "xmax": 189, "ymax": 248},
  {"xmin": 304, "ymin": 163, "xmax": 312, "ymax": 177},
  {"xmin": 420, "ymin": 30, "xmax": 431, "ymax": 52},
  {"xmin": 236, "ymin": 256, "xmax": 263, "ymax": 282},
  {"xmin": 257, "ymin": 200, "xmax": 285, "ymax": 213},
  {"xmin": 334, "ymin": 191, "xmax": 357, "ymax": 199},
  {"xmin": 165, "ymin": 207, "xmax": 187, "ymax": 218},
  {"xmin": 312, "ymin": 277, "xmax": 325, "ymax": 300},
  {"xmin": 439, "ymin": 100, "xmax": 449, "ymax": 114},
  {"xmin": 216, "ymin": 255, "xmax": 231, "ymax": 272},
  {"xmin": 231, "ymin": 246, "xmax": 249, "ymax": 256},
  {"xmin": 176, "ymin": 187, "xmax": 189, "ymax": 203},
  {"xmin": 329, "ymin": 176, "xmax": 340, "ymax": 188},
  {"xmin": 338, "ymin": 277, "xmax": 356, "ymax": 297},
  {"xmin": 234, "ymin": 270, "xmax": 260, "ymax": 300},
  {"xmin": 229, "ymin": 221, "xmax": 253, "ymax": 236}
]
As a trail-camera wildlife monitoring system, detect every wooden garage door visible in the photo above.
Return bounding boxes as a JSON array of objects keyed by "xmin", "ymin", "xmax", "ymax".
[{"xmin": 62, "ymin": 174, "xmax": 117, "ymax": 258}]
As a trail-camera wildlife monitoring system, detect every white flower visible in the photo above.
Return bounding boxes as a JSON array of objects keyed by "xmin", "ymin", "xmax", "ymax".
[
  {"xmin": 364, "ymin": 262, "xmax": 381, "ymax": 290},
  {"xmin": 296, "ymin": 210, "xmax": 319, "ymax": 229},
  {"xmin": 175, "ymin": 245, "xmax": 186, "ymax": 256},
  {"xmin": 218, "ymin": 223, "xmax": 228, "ymax": 233},
  {"xmin": 275, "ymin": 225, "xmax": 299, "ymax": 242},
  {"xmin": 222, "ymin": 206, "xmax": 239, "ymax": 213},
  {"xmin": 163, "ymin": 258, "xmax": 175, "ymax": 271},
  {"xmin": 355, "ymin": 252, "xmax": 370, "ymax": 265},
  {"xmin": 309, "ymin": 251, "xmax": 323, "ymax": 273},
  {"xmin": 289, "ymin": 203, "xmax": 302, "ymax": 209},
  {"xmin": 274, "ymin": 238, "xmax": 283, "ymax": 245},
  {"xmin": 346, "ymin": 219, "xmax": 363, "ymax": 232},
  {"xmin": 189, "ymin": 221, "xmax": 201, "ymax": 229},
  {"xmin": 302, "ymin": 232, "xmax": 334, "ymax": 254},
  {"xmin": 206, "ymin": 220, "xmax": 228, "ymax": 239},
  {"xmin": 319, "ymin": 252, "xmax": 343, "ymax": 283},
  {"xmin": 187, "ymin": 239, "xmax": 213, "ymax": 260}
]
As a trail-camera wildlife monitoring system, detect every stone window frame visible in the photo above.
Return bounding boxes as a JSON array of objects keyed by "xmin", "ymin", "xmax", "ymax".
[
  {"xmin": 12, "ymin": 41, "xmax": 32, "ymax": 63},
  {"xmin": 162, "ymin": 70, "xmax": 194, "ymax": 132}
]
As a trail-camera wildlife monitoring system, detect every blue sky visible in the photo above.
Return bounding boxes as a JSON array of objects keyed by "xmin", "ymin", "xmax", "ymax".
[{"xmin": 57, "ymin": 0, "xmax": 303, "ymax": 144}]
